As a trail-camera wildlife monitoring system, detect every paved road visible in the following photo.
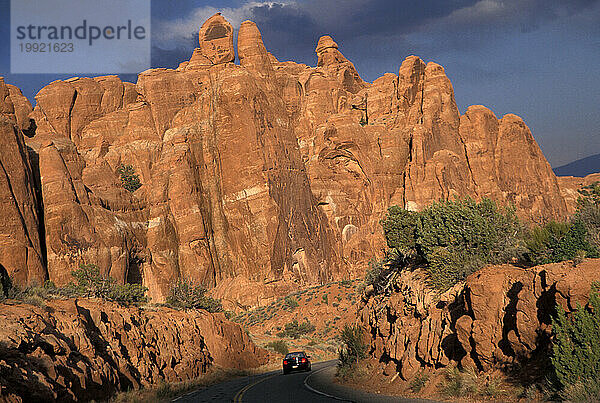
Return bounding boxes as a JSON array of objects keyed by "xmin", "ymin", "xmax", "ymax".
[{"xmin": 173, "ymin": 360, "xmax": 433, "ymax": 403}]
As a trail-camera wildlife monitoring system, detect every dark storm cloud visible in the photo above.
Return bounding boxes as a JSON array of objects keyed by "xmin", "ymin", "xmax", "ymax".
[
  {"xmin": 244, "ymin": 0, "xmax": 479, "ymax": 54},
  {"xmin": 191, "ymin": 0, "xmax": 590, "ymax": 66},
  {"xmin": 152, "ymin": 32, "xmax": 197, "ymax": 69}
]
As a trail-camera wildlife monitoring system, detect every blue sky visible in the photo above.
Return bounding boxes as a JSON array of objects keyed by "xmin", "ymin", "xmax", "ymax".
[{"xmin": 1, "ymin": 0, "xmax": 599, "ymax": 167}]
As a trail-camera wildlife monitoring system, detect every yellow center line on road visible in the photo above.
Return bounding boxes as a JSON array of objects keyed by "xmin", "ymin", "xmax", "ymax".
[{"xmin": 233, "ymin": 373, "xmax": 278, "ymax": 403}]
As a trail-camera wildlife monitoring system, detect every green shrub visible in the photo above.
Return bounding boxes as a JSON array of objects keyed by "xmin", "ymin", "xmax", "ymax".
[
  {"xmin": 117, "ymin": 164, "xmax": 142, "ymax": 192},
  {"xmin": 166, "ymin": 278, "xmax": 222, "ymax": 312},
  {"xmin": 23, "ymin": 294, "xmax": 46, "ymax": 307},
  {"xmin": 364, "ymin": 257, "xmax": 385, "ymax": 287},
  {"xmin": 276, "ymin": 320, "xmax": 316, "ymax": 339},
  {"xmin": 109, "ymin": 283, "xmax": 149, "ymax": 306},
  {"xmin": 283, "ymin": 296, "xmax": 299, "ymax": 310},
  {"xmin": 525, "ymin": 220, "xmax": 598, "ymax": 265},
  {"xmin": 526, "ymin": 183, "xmax": 600, "ymax": 265},
  {"xmin": 551, "ymin": 283, "xmax": 600, "ymax": 393},
  {"xmin": 381, "ymin": 198, "xmax": 524, "ymax": 291},
  {"xmin": 561, "ymin": 379, "xmax": 600, "ymax": 402},
  {"xmin": 575, "ymin": 183, "xmax": 600, "ymax": 250},
  {"xmin": 70, "ymin": 264, "xmax": 148, "ymax": 305},
  {"xmin": 70, "ymin": 263, "xmax": 115, "ymax": 298},
  {"xmin": 440, "ymin": 367, "xmax": 479, "ymax": 398},
  {"xmin": 2, "ymin": 264, "xmax": 147, "ymax": 306},
  {"xmin": 409, "ymin": 371, "xmax": 430, "ymax": 393},
  {"xmin": 525, "ymin": 221, "xmax": 571, "ymax": 265},
  {"xmin": 322, "ymin": 294, "xmax": 328, "ymax": 305},
  {"xmin": 381, "ymin": 205, "xmax": 419, "ymax": 254},
  {"xmin": 266, "ymin": 339, "xmax": 289, "ymax": 355},
  {"xmin": 338, "ymin": 324, "xmax": 367, "ymax": 369}
]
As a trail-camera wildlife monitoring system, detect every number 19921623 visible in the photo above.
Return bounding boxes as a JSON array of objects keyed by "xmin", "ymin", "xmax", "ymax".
[{"xmin": 19, "ymin": 42, "xmax": 74, "ymax": 52}]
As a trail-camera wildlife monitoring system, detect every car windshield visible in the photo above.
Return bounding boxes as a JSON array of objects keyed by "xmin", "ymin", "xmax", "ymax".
[{"xmin": 284, "ymin": 352, "xmax": 305, "ymax": 359}]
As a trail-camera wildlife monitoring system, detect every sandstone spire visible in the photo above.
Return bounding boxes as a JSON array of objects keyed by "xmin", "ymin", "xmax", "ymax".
[
  {"xmin": 198, "ymin": 13, "xmax": 234, "ymax": 65},
  {"xmin": 314, "ymin": 35, "xmax": 366, "ymax": 93},
  {"xmin": 238, "ymin": 20, "xmax": 273, "ymax": 76},
  {"xmin": 315, "ymin": 35, "xmax": 345, "ymax": 67}
]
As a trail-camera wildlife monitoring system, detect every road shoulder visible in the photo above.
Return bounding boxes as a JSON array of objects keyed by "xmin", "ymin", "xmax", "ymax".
[{"xmin": 305, "ymin": 364, "xmax": 434, "ymax": 403}]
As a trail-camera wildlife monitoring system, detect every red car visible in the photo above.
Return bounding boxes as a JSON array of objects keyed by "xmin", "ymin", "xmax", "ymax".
[{"xmin": 282, "ymin": 351, "xmax": 311, "ymax": 374}]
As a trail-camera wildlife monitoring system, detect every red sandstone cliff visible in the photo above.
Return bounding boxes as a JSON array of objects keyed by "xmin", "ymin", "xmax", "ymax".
[
  {"xmin": 359, "ymin": 259, "xmax": 600, "ymax": 382},
  {"xmin": 0, "ymin": 13, "xmax": 586, "ymax": 305},
  {"xmin": 0, "ymin": 299, "xmax": 268, "ymax": 402}
]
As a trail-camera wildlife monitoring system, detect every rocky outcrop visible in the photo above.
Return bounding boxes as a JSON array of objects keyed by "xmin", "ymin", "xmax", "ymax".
[
  {"xmin": 195, "ymin": 13, "xmax": 235, "ymax": 66},
  {"xmin": 0, "ymin": 78, "xmax": 45, "ymax": 285},
  {"xmin": 0, "ymin": 299, "xmax": 268, "ymax": 402},
  {"xmin": 1, "ymin": 14, "xmax": 581, "ymax": 305},
  {"xmin": 557, "ymin": 172, "xmax": 600, "ymax": 215},
  {"xmin": 360, "ymin": 259, "xmax": 600, "ymax": 380}
]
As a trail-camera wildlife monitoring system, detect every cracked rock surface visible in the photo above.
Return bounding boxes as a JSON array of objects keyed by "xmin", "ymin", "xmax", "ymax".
[
  {"xmin": 360, "ymin": 259, "xmax": 600, "ymax": 380},
  {"xmin": 0, "ymin": 299, "xmax": 268, "ymax": 402}
]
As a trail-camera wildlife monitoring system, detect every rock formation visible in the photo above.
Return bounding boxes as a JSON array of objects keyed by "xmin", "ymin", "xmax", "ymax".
[
  {"xmin": 360, "ymin": 259, "xmax": 600, "ymax": 380},
  {"xmin": 557, "ymin": 172, "xmax": 600, "ymax": 215},
  {"xmin": 0, "ymin": 13, "xmax": 583, "ymax": 305},
  {"xmin": 0, "ymin": 78, "xmax": 45, "ymax": 285},
  {"xmin": 0, "ymin": 299, "xmax": 268, "ymax": 402}
]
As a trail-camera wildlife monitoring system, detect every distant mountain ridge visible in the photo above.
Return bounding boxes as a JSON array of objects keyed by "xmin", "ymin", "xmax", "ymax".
[{"xmin": 554, "ymin": 153, "xmax": 600, "ymax": 177}]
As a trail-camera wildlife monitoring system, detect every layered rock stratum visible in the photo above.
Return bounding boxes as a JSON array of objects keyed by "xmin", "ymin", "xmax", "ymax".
[
  {"xmin": 0, "ymin": 299, "xmax": 268, "ymax": 402},
  {"xmin": 0, "ymin": 13, "xmax": 593, "ymax": 305},
  {"xmin": 359, "ymin": 259, "xmax": 600, "ymax": 381}
]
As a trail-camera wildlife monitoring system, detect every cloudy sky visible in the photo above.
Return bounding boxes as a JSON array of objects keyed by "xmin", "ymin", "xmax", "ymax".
[{"xmin": 1, "ymin": 0, "xmax": 599, "ymax": 167}]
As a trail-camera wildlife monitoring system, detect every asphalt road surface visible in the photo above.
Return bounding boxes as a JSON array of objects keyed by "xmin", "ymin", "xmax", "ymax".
[{"xmin": 173, "ymin": 360, "xmax": 433, "ymax": 403}]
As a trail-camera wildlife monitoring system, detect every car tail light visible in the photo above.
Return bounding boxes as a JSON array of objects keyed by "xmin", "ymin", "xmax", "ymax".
[
  {"xmin": 283, "ymin": 360, "xmax": 287, "ymax": 364},
  {"xmin": 301, "ymin": 358, "xmax": 307, "ymax": 363}
]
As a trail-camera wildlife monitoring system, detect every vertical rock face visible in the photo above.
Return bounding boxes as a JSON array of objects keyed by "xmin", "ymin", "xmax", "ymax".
[
  {"xmin": 238, "ymin": 20, "xmax": 273, "ymax": 77},
  {"xmin": 360, "ymin": 260, "xmax": 600, "ymax": 380},
  {"xmin": 0, "ymin": 78, "xmax": 45, "ymax": 284},
  {"xmin": 0, "ymin": 299, "xmax": 268, "ymax": 402},
  {"xmin": 459, "ymin": 106, "xmax": 568, "ymax": 220},
  {"xmin": 2, "ymin": 15, "xmax": 578, "ymax": 304}
]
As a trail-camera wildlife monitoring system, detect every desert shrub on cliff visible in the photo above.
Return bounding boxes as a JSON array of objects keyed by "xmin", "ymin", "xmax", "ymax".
[
  {"xmin": 71, "ymin": 264, "xmax": 148, "ymax": 305},
  {"xmin": 283, "ymin": 295, "xmax": 299, "ymax": 310},
  {"xmin": 409, "ymin": 372, "xmax": 430, "ymax": 393},
  {"xmin": 525, "ymin": 221, "xmax": 598, "ymax": 265},
  {"xmin": 117, "ymin": 164, "xmax": 142, "ymax": 192},
  {"xmin": 525, "ymin": 185, "xmax": 600, "ymax": 265},
  {"xmin": 266, "ymin": 339, "xmax": 289, "ymax": 355},
  {"xmin": 166, "ymin": 278, "xmax": 223, "ymax": 312},
  {"xmin": 574, "ymin": 182, "xmax": 600, "ymax": 249},
  {"xmin": 381, "ymin": 198, "xmax": 524, "ymax": 290},
  {"xmin": 276, "ymin": 319, "xmax": 315, "ymax": 339},
  {"xmin": 1, "ymin": 265, "xmax": 147, "ymax": 306},
  {"xmin": 551, "ymin": 283, "xmax": 600, "ymax": 401}
]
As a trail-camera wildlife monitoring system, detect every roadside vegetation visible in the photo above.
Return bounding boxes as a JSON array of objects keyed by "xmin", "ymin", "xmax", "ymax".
[
  {"xmin": 439, "ymin": 367, "xmax": 508, "ymax": 399},
  {"xmin": 276, "ymin": 319, "xmax": 316, "ymax": 339},
  {"xmin": 1, "ymin": 263, "xmax": 148, "ymax": 307},
  {"xmin": 336, "ymin": 324, "xmax": 367, "ymax": 379},
  {"xmin": 233, "ymin": 281, "xmax": 360, "ymax": 361},
  {"xmin": 370, "ymin": 183, "xmax": 600, "ymax": 293},
  {"xmin": 265, "ymin": 339, "xmax": 289, "ymax": 355},
  {"xmin": 551, "ymin": 282, "xmax": 600, "ymax": 401},
  {"xmin": 361, "ymin": 183, "xmax": 600, "ymax": 400},
  {"xmin": 166, "ymin": 277, "xmax": 223, "ymax": 312}
]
